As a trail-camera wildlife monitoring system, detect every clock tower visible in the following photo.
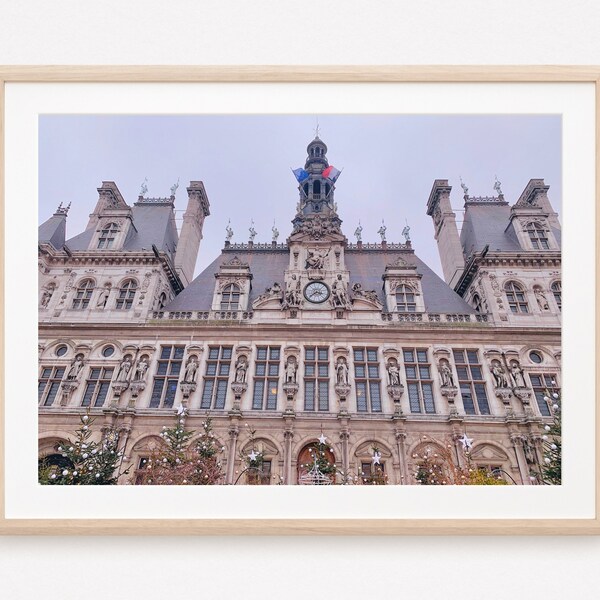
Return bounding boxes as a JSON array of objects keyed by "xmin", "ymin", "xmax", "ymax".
[{"xmin": 282, "ymin": 136, "xmax": 351, "ymax": 317}]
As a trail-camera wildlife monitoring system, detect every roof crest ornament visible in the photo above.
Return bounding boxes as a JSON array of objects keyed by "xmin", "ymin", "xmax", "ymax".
[{"xmin": 55, "ymin": 201, "xmax": 71, "ymax": 216}]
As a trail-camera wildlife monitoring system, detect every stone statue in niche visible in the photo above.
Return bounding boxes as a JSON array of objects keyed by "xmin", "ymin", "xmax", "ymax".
[
  {"xmin": 183, "ymin": 355, "xmax": 198, "ymax": 383},
  {"xmin": 40, "ymin": 287, "xmax": 53, "ymax": 308},
  {"xmin": 491, "ymin": 361, "xmax": 509, "ymax": 388},
  {"xmin": 234, "ymin": 356, "xmax": 248, "ymax": 383},
  {"xmin": 387, "ymin": 360, "xmax": 401, "ymax": 386},
  {"xmin": 439, "ymin": 361, "xmax": 454, "ymax": 387},
  {"xmin": 133, "ymin": 356, "xmax": 149, "ymax": 381},
  {"xmin": 534, "ymin": 288, "xmax": 549, "ymax": 311},
  {"xmin": 336, "ymin": 357, "xmax": 349, "ymax": 385},
  {"xmin": 115, "ymin": 355, "xmax": 133, "ymax": 382},
  {"xmin": 96, "ymin": 286, "xmax": 110, "ymax": 308},
  {"xmin": 66, "ymin": 354, "xmax": 84, "ymax": 380},
  {"xmin": 509, "ymin": 360, "xmax": 526, "ymax": 388},
  {"xmin": 285, "ymin": 357, "xmax": 297, "ymax": 384}
]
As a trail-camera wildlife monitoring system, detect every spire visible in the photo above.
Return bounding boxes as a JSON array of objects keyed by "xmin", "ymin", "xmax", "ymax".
[{"xmin": 305, "ymin": 136, "xmax": 329, "ymax": 172}]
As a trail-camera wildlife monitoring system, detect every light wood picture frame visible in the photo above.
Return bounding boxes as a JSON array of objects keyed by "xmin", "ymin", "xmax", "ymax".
[{"xmin": 0, "ymin": 66, "xmax": 598, "ymax": 535}]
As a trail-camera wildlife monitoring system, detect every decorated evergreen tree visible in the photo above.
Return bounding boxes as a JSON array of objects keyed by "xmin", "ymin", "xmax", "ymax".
[
  {"xmin": 541, "ymin": 391, "xmax": 561, "ymax": 485},
  {"xmin": 135, "ymin": 408, "xmax": 225, "ymax": 485},
  {"xmin": 39, "ymin": 412, "xmax": 128, "ymax": 485}
]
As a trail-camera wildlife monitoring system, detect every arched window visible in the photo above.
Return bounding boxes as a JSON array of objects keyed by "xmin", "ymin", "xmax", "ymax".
[
  {"xmin": 72, "ymin": 279, "xmax": 94, "ymax": 309},
  {"xmin": 504, "ymin": 281, "xmax": 529, "ymax": 314},
  {"xmin": 526, "ymin": 222, "xmax": 549, "ymax": 250},
  {"xmin": 472, "ymin": 293, "xmax": 483, "ymax": 313},
  {"xmin": 97, "ymin": 222, "xmax": 119, "ymax": 249},
  {"xmin": 220, "ymin": 284, "xmax": 240, "ymax": 310},
  {"xmin": 395, "ymin": 284, "xmax": 417, "ymax": 312},
  {"xmin": 115, "ymin": 280, "xmax": 137, "ymax": 310},
  {"xmin": 551, "ymin": 281, "xmax": 561, "ymax": 311},
  {"xmin": 313, "ymin": 180, "xmax": 321, "ymax": 198}
]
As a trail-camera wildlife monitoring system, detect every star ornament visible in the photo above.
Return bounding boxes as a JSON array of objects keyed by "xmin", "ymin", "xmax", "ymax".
[
  {"xmin": 318, "ymin": 433, "xmax": 327, "ymax": 445},
  {"xmin": 459, "ymin": 434, "xmax": 474, "ymax": 451},
  {"xmin": 372, "ymin": 452, "xmax": 382, "ymax": 465},
  {"xmin": 248, "ymin": 450, "xmax": 259, "ymax": 462}
]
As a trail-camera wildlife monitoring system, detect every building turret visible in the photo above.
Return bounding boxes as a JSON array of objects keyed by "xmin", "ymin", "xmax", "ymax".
[{"xmin": 174, "ymin": 181, "xmax": 210, "ymax": 287}]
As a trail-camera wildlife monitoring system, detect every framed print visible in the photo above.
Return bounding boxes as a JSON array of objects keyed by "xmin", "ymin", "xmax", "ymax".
[{"xmin": 0, "ymin": 66, "xmax": 599, "ymax": 535}]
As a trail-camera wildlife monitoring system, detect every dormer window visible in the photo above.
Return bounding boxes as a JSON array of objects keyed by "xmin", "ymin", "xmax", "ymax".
[
  {"xmin": 220, "ymin": 284, "xmax": 240, "ymax": 310},
  {"xmin": 97, "ymin": 222, "xmax": 119, "ymax": 249},
  {"xmin": 395, "ymin": 284, "xmax": 417, "ymax": 312},
  {"xmin": 526, "ymin": 222, "xmax": 549, "ymax": 250},
  {"xmin": 504, "ymin": 281, "xmax": 529, "ymax": 313}
]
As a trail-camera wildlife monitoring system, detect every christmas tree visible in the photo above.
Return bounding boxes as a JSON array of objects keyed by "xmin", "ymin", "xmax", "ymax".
[
  {"xmin": 541, "ymin": 390, "xmax": 561, "ymax": 485},
  {"xmin": 39, "ymin": 411, "xmax": 128, "ymax": 485},
  {"xmin": 135, "ymin": 408, "xmax": 225, "ymax": 485}
]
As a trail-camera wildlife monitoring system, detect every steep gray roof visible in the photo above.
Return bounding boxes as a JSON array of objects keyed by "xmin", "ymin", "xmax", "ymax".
[
  {"xmin": 38, "ymin": 213, "xmax": 67, "ymax": 249},
  {"xmin": 64, "ymin": 204, "xmax": 179, "ymax": 260},
  {"xmin": 460, "ymin": 203, "xmax": 522, "ymax": 257},
  {"xmin": 165, "ymin": 248, "xmax": 475, "ymax": 314}
]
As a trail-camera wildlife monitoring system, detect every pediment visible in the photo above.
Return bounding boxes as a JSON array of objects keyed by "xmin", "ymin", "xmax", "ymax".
[
  {"xmin": 355, "ymin": 441, "xmax": 392, "ymax": 458},
  {"xmin": 470, "ymin": 443, "xmax": 509, "ymax": 462}
]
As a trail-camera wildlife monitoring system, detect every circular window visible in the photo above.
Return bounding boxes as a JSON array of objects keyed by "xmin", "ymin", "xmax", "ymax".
[
  {"xmin": 102, "ymin": 346, "xmax": 115, "ymax": 358},
  {"xmin": 529, "ymin": 351, "xmax": 543, "ymax": 364},
  {"xmin": 55, "ymin": 345, "xmax": 68, "ymax": 357}
]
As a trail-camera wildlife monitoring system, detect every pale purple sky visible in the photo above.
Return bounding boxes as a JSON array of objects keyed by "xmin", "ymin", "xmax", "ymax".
[{"xmin": 39, "ymin": 115, "xmax": 561, "ymax": 278}]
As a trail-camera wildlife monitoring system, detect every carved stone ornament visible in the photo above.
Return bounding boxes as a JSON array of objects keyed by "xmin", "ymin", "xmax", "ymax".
[
  {"xmin": 179, "ymin": 381, "xmax": 197, "ymax": 399},
  {"xmin": 513, "ymin": 387, "xmax": 533, "ymax": 404},
  {"xmin": 230, "ymin": 381, "xmax": 248, "ymax": 398},
  {"xmin": 386, "ymin": 384, "xmax": 405, "ymax": 404},
  {"xmin": 293, "ymin": 215, "xmax": 341, "ymax": 239},
  {"xmin": 439, "ymin": 385, "xmax": 458, "ymax": 402},
  {"xmin": 223, "ymin": 255, "xmax": 249, "ymax": 268},
  {"xmin": 282, "ymin": 381, "xmax": 299, "ymax": 400},
  {"xmin": 129, "ymin": 381, "xmax": 146, "ymax": 398},
  {"xmin": 59, "ymin": 380, "xmax": 80, "ymax": 406},
  {"xmin": 111, "ymin": 380, "xmax": 129, "ymax": 398},
  {"xmin": 494, "ymin": 387, "xmax": 513, "ymax": 405},
  {"xmin": 334, "ymin": 383, "xmax": 352, "ymax": 402}
]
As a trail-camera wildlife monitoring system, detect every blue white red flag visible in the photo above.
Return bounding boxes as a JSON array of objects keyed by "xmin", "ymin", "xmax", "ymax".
[
  {"xmin": 322, "ymin": 165, "xmax": 341, "ymax": 181},
  {"xmin": 292, "ymin": 168, "xmax": 310, "ymax": 183}
]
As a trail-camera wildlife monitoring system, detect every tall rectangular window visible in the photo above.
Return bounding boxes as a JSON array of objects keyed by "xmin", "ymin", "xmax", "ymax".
[
  {"xmin": 201, "ymin": 346, "xmax": 232, "ymax": 410},
  {"xmin": 353, "ymin": 347, "xmax": 382, "ymax": 412},
  {"xmin": 39, "ymin": 367, "xmax": 66, "ymax": 406},
  {"xmin": 529, "ymin": 373, "xmax": 559, "ymax": 417},
  {"xmin": 149, "ymin": 345, "xmax": 185, "ymax": 408},
  {"xmin": 452, "ymin": 349, "xmax": 490, "ymax": 415},
  {"xmin": 81, "ymin": 367, "xmax": 114, "ymax": 408},
  {"xmin": 252, "ymin": 346, "xmax": 280, "ymax": 410},
  {"xmin": 403, "ymin": 348, "xmax": 435, "ymax": 414},
  {"xmin": 304, "ymin": 346, "xmax": 329, "ymax": 411}
]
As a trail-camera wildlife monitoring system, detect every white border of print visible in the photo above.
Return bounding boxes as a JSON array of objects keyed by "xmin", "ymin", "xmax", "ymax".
[{"xmin": 4, "ymin": 80, "xmax": 594, "ymax": 519}]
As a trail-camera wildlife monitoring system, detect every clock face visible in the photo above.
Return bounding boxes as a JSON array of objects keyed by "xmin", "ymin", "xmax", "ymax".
[{"xmin": 304, "ymin": 282, "xmax": 330, "ymax": 304}]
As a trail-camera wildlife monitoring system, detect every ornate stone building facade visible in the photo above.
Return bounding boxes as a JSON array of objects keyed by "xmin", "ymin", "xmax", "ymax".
[{"xmin": 38, "ymin": 136, "xmax": 561, "ymax": 484}]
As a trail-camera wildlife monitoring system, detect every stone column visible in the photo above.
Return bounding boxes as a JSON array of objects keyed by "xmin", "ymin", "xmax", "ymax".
[
  {"xmin": 510, "ymin": 434, "xmax": 531, "ymax": 485},
  {"xmin": 394, "ymin": 430, "xmax": 408, "ymax": 484},
  {"xmin": 339, "ymin": 430, "xmax": 350, "ymax": 477},
  {"xmin": 283, "ymin": 429, "xmax": 294, "ymax": 485},
  {"xmin": 226, "ymin": 426, "xmax": 239, "ymax": 484}
]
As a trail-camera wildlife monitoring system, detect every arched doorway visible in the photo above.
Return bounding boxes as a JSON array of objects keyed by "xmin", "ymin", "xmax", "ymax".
[{"xmin": 297, "ymin": 442, "xmax": 336, "ymax": 485}]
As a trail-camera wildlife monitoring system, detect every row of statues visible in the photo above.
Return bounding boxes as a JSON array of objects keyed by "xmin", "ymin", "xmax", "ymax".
[
  {"xmin": 225, "ymin": 221, "xmax": 280, "ymax": 243},
  {"xmin": 62, "ymin": 351, "xmax": 530, "ymax": 393},
  {"xmin": 353, "ymin": 221, "xmax": 411, "ymax": 243}
]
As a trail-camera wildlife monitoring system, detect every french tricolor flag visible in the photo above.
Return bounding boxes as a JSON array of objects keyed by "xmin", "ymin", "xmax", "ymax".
[{"xmin": 322, "ymin": 165, "xmax": 341, "ymax": 181}]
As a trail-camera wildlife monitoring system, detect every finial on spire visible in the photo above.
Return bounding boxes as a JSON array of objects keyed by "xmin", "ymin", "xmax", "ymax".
[
  {"xmin": 139, "ymin": 177, "xmax": 148, "ymax": 197},
  {"xmin": 378, "ymin": 220, "xmax": 387, "ymax": 242},
  {"xmin": 170, "ymin": 177, "xmax": 180, "ymax": 198},
  {"xmin": 314, "ymin": 117, "xmax": 320, "ymax": 139},
  {"xmin": 494, "ymin": 175, "xmax": 503, "ymax": 196},
  {"xmin": 225, "ymin": 219, "xmax": 233, "ymax": 242},
  {"xmin": 249, "ymin": 220, "xmax": 257, "ymax": 242},
  {"xmin": 354, "ymin": 221, "xmax": 363, "ymax": 242},
  {"xmin": 459, "ymin": 176, "xmax": 469, "ymax": 196}
]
